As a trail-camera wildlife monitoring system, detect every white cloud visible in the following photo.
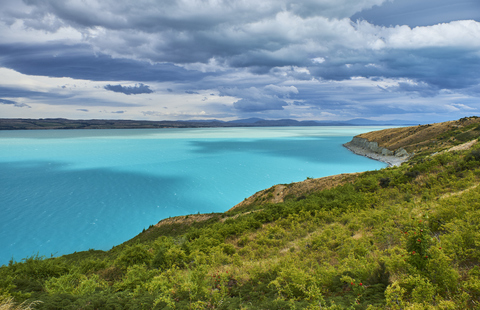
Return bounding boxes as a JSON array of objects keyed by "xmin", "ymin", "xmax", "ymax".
[
  {"xmin": 382, "ymin": 20, "xmax": 480, "ymax": 49},
  {"xmin": 312, "ymin": 57, "xmax": 326, "ymax": 64},
  {"xmin": 178, "ymin": 58, "xmax": 228, "ymax": 73},
  {"xmin": 449, "ymin": 103, "xmax": 476, "ymax": 111},
  {"xmin": 0, "ymin": 19, "xmax": 82, "ymax": 44}
]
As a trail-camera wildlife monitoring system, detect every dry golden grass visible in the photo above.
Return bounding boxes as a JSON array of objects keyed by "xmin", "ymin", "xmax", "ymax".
[
  {"xmin": 358, "ymin": 117, "xmax": 480, "ymax": 152},
  {"xmin": 230, "ymin": 173, "xmax": 359, "ymax": 212},
  {"xmin": 435, "ymin": 139, "xmax": 478, "ymax": 155},
  {"xmin": 219, "ymin": 209, "xmax": 263, "ymax": 222},
  {"xmin": 154, "ymin": 213, "xmax": 217, "ymax": 228},
  {"xmin": 438, "ymin": 183, "xmax": 480, "ymax": 200},
  {"xmin": 0, "ymin": 298, "xmax": 41, "ymax": 310}
]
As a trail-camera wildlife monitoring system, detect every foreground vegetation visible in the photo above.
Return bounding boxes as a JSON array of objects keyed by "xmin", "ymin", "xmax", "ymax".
[{"xmin": 2, "ymin": 117, "xmax": 480, "ymax": 309}]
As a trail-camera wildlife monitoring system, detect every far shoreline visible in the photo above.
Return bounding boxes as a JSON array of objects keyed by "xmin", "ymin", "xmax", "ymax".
[{"xmin": 0, "ymin": 118, "xmax": 421, "ymax": 131}]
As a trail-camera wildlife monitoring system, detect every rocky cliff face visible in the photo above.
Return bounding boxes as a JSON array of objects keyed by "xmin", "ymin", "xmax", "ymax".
[
  {"xmin": 343, "ymin": 136, "xmax": 410, "ymax": 167},
  {"xmin": 348, "ymin": 137, "xmax": 410, "ymax": 157}
]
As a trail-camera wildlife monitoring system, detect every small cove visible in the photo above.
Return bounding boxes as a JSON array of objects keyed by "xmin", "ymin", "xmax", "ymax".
[{"xmin": 0, "ymin": 126, "xmax": 389, "ymax": 266}]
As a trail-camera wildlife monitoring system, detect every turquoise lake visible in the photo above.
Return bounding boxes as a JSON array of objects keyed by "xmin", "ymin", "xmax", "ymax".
[{"xmin": 0, "ymin": 126, "xmax": 389, "ymax": 266}]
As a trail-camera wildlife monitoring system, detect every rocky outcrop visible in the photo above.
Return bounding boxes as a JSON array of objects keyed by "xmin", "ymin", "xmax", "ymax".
[
  {"xmin": 344, "ymin": 137, "xmax": 411, "ymax": 167},
  {"xmin": 394, "ymin": 147, "xmax": 409, "ymax": 157},
  {"xmin": 348, "ymin": 137, "xmax": 410, "ymax": 158}
]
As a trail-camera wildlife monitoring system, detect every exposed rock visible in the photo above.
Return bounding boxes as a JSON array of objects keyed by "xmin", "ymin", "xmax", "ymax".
[
  {"xmin": 394, "ymin": 148, "xmax": 409, "ymax": 157},
  {"xmin": 348, "ymin": 137, "xmax": 410, "ymax": 158},
  {"xmin": 344, "ymin": 137, "xmax": 411, "ymax": 167},
  {"xmin": 382, "ymin": 148, "xmax": 394, "ymax": 156}
]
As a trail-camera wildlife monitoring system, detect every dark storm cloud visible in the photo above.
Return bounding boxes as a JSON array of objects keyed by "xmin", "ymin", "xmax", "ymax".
[
  {"xmin": 0, "ymin": 44, "xmax": 209, "ymax": 82},
  {"xmin": 0, "ymin": 98, "xmax": 30, "ymax": 108},
  {"xmin": 1, "ymin": 2, "xmax": 478, "ymax": 91},
  {"xmin": 16, "ymin": 0, "xmax": 384, "ymax": 31},
  {"xmin": 0, "ymin": 85, "xmax": 140, "ymax": 108},
  {"xmin": 2, "ymin": 1, "xmax": 389, "ymax": 66},
  {"xmin": 308, "ymin": 47, "xmax": 480, "ymax": 94},
  {"xmin": 0, "ymin": 98, "xmax": 17, "ymax": 105},
  {"xmin": 0, "ymin": 86, "xmax": 66, "ymax": 99},
  {"xmin": 104, "ymin": 83, "xmax": 153, "ymax": 95},
  {"xmin": 379, "ymin": 48, "xmax": 480, "ymax": 90},
  {"xmin": 352, "ymin": 0, "xmax": 480, "ymax": 27}
]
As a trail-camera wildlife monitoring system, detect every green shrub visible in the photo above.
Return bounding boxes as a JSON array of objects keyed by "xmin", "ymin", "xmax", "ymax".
[
  {"xmin": 385, "ymin": 281, "xmax": 407, "ymax": 310},
  {"xmin": 45, "ymin": 273, "xmax": 105, "ymax": 295},
  {"xmin": 379, "ymin": 177, "xmax": 391, "ymax": 188},
  {"xmin": 114, "ymin": 245, "xmax": 153, "ymax": 270},
  {"xmin": 221, "ymin": 244, "xmax": 236, "ymax": 256},
  {"xmin": 9, "ymin": 255, "xmax": 69, "ymax": 281},
  {"xmin": 405, "ymin": 217, "xmax": 431, "ymax": 271},
  {"xmin": 425, "ymin": 247, "xmax": 459, "ymax": 294},
  {"xmin": 163, "ymin": 246, "xmax": 187, "ymax": 269},
  {"xmin": 466, "ymin": 149, "xmax": 480, "ymax": 161},
  {"xmin": 404, "ymin": 170, "xmax": 420, "ymax": 179},
  {"xmin": 113, "ymin": 264, "xmax": 156, "ymax": 292}
]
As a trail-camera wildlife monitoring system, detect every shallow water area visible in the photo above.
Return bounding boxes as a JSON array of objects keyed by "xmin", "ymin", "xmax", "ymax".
[{"xmin": 0, "ymin": 126, "xmax": 389, "ymax": 265}]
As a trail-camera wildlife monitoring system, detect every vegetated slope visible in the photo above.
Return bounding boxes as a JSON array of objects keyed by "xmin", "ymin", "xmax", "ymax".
[
  {"xmin": 2, "ymin": 117, "xmax": 480, "ymax": 309},
  {"xmin": 357, "ymin": 116, "xmax": 480, "ymax": 155}
]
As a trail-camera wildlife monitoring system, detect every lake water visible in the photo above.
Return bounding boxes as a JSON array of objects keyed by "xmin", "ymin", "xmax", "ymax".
[{"xmin": 0, "ymin": 126, "xmax": 388, "ymax": 266}]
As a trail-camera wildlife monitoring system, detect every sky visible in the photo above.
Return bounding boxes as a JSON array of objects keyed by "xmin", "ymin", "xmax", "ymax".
[{"xmin": 0, "ymin": 0, "xmax": 480, "ymax": 123}]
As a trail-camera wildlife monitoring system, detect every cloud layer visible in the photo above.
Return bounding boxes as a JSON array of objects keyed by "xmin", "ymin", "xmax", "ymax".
[
  {"xmin": 0, "ymin": 0, "xmax": 479, "ymax": 122},
  {"xmin": 104, "ymin": 83, "xmax": 154, "ymax": 95}
]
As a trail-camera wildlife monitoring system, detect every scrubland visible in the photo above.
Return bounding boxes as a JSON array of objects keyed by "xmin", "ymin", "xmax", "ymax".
[{"xmin": 2, "ymin": 117, "xmax": 480, "ymax": 309}]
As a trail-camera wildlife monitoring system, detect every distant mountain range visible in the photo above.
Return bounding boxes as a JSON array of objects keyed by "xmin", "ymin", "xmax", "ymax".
[
  {"xmin": 0, "ymin": 118, "xmax": 423, "ymax": 130},
  {"xmin": 188, "ymin": 118, "xmax": 425, "ymax": 126},
  {"xmin": 188, "ymin": 118, "xmax": 422, "ymax": 126}
]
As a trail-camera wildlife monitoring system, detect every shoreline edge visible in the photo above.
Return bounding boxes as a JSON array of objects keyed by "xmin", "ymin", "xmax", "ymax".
[{"xmin": 343, "ymin": 137, "xmax": 410, "ymax": 167}]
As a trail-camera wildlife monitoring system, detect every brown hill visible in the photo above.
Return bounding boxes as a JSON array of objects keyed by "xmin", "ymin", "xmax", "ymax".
[
  {"xmin": 229, "ymin": 173, "xmax": 359, "ymax": 212},
  {"xmin": 357, "ymin": 116, "xmax": 480, "ymax": 154}
]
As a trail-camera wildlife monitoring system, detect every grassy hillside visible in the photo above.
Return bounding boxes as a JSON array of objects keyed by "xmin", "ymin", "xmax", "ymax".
[
  {"xmin": 2, "ymin": 117, "xmax": 480, "ymax": 309},
  {"xmin": 358, "ymin": 116, "xmax": 480, "ymax": 156}
]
